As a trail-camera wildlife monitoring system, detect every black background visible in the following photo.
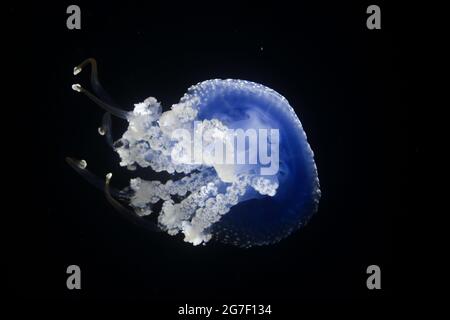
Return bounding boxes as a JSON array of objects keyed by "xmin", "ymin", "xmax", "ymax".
[{"xmin": 6, "ymin": 0, "xmax": 411, "ymax": 311}]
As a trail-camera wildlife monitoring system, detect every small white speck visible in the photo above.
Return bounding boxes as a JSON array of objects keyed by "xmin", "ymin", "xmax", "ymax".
[
  {"xmin": 98, "ymin": 127, "xmax": 106, "ymax": 135},
  {"xmin": 72, "ymin": 83, "xmax": 82, "ymax": 92},
  {"xmin": 78, "ymin": 159, "xmax": 87, "ymax": 169}
]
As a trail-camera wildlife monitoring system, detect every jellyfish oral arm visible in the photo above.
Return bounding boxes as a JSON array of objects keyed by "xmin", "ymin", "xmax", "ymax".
[{"xmin": 114, "ymin": 94, "xmax": 282, "ymax": 245}]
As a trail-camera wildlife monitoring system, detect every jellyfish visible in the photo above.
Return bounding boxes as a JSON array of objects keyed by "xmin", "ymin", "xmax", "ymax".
[{"xmin": 67, "ymin": 58, "xmax": 320, "ymax": 248}]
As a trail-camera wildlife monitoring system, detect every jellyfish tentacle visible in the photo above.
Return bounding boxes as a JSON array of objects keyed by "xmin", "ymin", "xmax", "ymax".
[
  {"xmin": 65, "ymin": 157, "xmax": 123, "ymax": 199},
  {"xmin": 73, "ymin": 58, "xmax": 110, "ymax": 101},
  {"xmin": 104, "ymin": 173, "xmax": 137, "ymax": 218},
  {"xmin": 72, "ymin": 58, "xmax": 130, "ymax": 119},
  {"xmin": 98, "ymin": 112, "xmax": 114, "ymax": 147},
  {"xmin": 66, "ymin": 157, "xmax": 160, "ymax": 232},
  {"xmin": 72, "ymin": 84, "xmax": 129, "ymax": 119}
]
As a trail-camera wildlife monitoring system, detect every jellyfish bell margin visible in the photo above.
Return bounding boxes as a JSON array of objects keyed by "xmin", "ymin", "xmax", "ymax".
[{"xmin": 67, "ymin": 58, "xmax": 321, "ymax": 248}]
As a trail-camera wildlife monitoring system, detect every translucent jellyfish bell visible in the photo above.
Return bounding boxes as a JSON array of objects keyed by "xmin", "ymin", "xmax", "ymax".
[{"xmin": 68, "ymin": 58, "xmax": 321, "ymax": 248}]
